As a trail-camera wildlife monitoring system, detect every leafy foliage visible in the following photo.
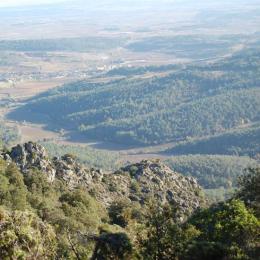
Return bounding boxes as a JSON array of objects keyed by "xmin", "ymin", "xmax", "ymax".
[
  {"xmin": 0, "ymin": 208, "xmax": 57, "ymax": 259},
  {"xmin": 188, "ymin": 200, "xmax": 260, "ymax": 260},
  {"xmin": 235, "ymin": 167, "xmax": 260, "ymax": 217},
  {"xmin": 138, "ymin": 204, "xmax": 200, "ymax": 260},
  {"xmin": 0, "ymin": 162, "xmax": 28, "ymax": 210},
  {"xmin": 0, "ymin": 155, "xmax": 260, "ymax": 259},
  {"xmin": 0, "ymin": 159, "xmax": 107, "ymax": 259},
  {"xmin": 139, "ymin": 199, "xmax": 260, "ymax": 260},
  {"xmin": 91, "ymin": 230, "xmax": 133, "ymax": 260}
]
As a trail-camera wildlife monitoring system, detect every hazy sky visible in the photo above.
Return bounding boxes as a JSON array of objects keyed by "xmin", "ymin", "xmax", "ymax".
[{"xmin": 0, "ymin": 0, "xmax": 67, "ymax": 7}]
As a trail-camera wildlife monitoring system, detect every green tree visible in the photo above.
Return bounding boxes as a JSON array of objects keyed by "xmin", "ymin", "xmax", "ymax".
[
  {"xmin": 53, "ymin": 189, "xmax": 106, "ymax": 259},
  {"xmin": 189, "ymin": 199, "xmax": 260, "ymax": 259},
  {"xmin": 236, "ymin": 167, "xmax": 260, "ymax": 217},
  {"xmin": 0, "ymin": 207, "xmax": 57, "ymax": 259},
  {"xmin": 138, "ymin": 203, "xmax": 200, "ymax": 260},
  {"xmin": 91, "ymin": 230, "xmax": 133, "ymax": 260},
  {"xmin": 6, "ymin": 164, "xmax": 28, "ymax": 210},
  {"xmin": 0, "ymin": 162, "xmax": 28, "ymax": 210}
]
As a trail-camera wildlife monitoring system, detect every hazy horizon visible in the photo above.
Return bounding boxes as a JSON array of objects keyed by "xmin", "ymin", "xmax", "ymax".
[
  {"xmin": 0, "ymin": 0, "xmax": 67, "ymax": 7},
  {"xmin": 0, "ymin": 0, "xmax": 256, "ymax": 8}
]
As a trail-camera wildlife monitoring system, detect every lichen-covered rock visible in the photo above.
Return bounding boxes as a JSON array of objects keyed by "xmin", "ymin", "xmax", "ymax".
[
  {"xmin": 1, "ymin": 143, "xmax": 206, "ymax": 216},
  {"xmin": 86, "ymin": 160, "xmax": 206, "ymax": 216},
  {"xmin": 53, "ymin": 154, "xmax": 103, "ymax": 188},
  {"xmin": 2, "ymin": 142, "xmax": 55, "ymax": 181},
  {"xmin": 0, "ymin": 142, "xmax": 103, "ymax": 187}
]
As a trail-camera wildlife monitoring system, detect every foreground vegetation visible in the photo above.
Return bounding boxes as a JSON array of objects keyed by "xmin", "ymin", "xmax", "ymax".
[{"xmin": 0, "ymin": 153, "xmax": 259, "ymax": 259}]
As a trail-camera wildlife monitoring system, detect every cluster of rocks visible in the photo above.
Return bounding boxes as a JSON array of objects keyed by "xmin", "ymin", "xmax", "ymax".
[
  {"xmin": 89, "ymin": 160, "xmax": 205, "ymax": 216},
  {"xmin": 1, "ymin": 142, "xmax": 206, "ymax": 215},
  {"xmin": 0, "ymin": 142, "xmax": 103, "ymax": 187}
]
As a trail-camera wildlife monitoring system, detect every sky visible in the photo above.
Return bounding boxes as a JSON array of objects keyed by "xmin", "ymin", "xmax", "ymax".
[{"xmin": 0, "ymin": 0, "xmax": 67, "ymax": 7}]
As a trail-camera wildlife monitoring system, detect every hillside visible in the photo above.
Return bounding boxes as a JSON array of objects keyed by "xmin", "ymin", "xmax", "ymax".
[
  {"xmin": 166, "ymin": 123, "xmax": 260, "ymax": 157},
  {"xmin": 9, "ymin": 46, "xmax": 260, "ymax": 149},
  {"xmin": 165, "ymin": 154, "xmax": 259, "ymax": 202},
  {"xmin": 0, "ymin": 142, "xmax": 205, "ymax": 213},
  {"xmin": 0, "ymin": 142, "xmax": 259, "ymax": 259},
  {"xmin": 1, "ymin": 1, "xmax": 259, "ymax": 258},
  {"xmin": 166, "ymin": 155, "xmax": 259, "ymax": 190},
  {"xmin": 126, "ymin": 34, "xmax": 243, "ymax": 59}
]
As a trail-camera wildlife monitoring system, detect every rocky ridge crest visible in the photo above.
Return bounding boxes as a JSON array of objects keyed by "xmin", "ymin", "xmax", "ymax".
[
  {"xmin": 0, "ymin": 142, "xmax": 206, "ymax": 214},
  {"xmin": 0, "ymin": 142, "xmax": 102, "ymax": 186}
]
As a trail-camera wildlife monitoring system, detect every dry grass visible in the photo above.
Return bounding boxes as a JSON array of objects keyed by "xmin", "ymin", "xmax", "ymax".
[{"xmin": 0, "ymin": 79, "xmax": 67, "ymax": 100}]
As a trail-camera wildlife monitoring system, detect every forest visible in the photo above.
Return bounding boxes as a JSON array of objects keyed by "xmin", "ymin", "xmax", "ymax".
[
  {"xmin": 0, "ymin": 155, "xmax": 259, "ymax": 259},
  {"xmin": 9, "ymin": 45, "xmax": 260, "ymax": 149},
  {"xmin": 0, "ymin": 1, "xmax": 259, "ymax": 259},
  {"xmin": 166, "ymin": 155, "xmax": 258, "ymax": 189},
  {"xmin": 165, "ymin": 155, "xmax": 259, "ymax": 202},
  {"xmin": 166, "ymin": 123, "xmax": 260, "ymax": 157}
]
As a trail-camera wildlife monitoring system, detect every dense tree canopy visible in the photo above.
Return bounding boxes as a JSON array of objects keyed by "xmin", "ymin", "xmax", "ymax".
[
  {"xmin": 10, "ymin": 46, "xmax": 260, "ymax": 148},
  {"xmin": 166, "ymin": 155, "xmax": 259, "ymax": 189},
  {"xmin": 236, "ymin": 167, "xmax": 260, "ymax": 217},
  {"xmin": 0, "ymin": 155, "xmax": 260, "ymax": 259},
  {"xmin": 0, "ymin": 208, "xmax": 57, "ymax": 259}
]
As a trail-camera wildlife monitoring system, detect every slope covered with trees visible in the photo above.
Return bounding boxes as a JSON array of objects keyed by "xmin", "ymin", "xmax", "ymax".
[
  {"xmin": 166, "ymin": 123, "xmax": 260, "ymax": 157},
  {"xmin": 10, "ymin": 46, "xmax": 260, "ymax": 149},
  {"xmin": 166, "ymin": 155, "xmax": 259, "ymax": 190},
  {"xmin": 166, "ymin": 155, "xmax": 259, "ymax": 202},
  {"xmin": 126, "ymin": 34, "xmax": 243, "ymax": 59},
  {"xmin": 0, "ymin": 143, "xmax": 259, "ymax": 259}
]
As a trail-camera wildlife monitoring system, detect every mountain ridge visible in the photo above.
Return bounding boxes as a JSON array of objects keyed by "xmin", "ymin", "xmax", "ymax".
[{"xmin": 0, "ymin": 141, "xmax": 206, "ymax": 214}]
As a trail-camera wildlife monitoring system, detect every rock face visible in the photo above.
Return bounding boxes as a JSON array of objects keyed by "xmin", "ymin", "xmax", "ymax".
[
  {"xmin": 87, "ymin": 160, "xmax": 205, "ymax": 216},
  {"xmin": 1, "ymin": 142, "xmax": 206, "ymax": 215},
  {"xmin": 53, "ymin": 154, "xmax": 103, "ymax": 188},
  {"xmin": 0, "ymin": 142, "xmax": 103, "ymax": 186},
  {"xmin": 1, "ymin": 142, "xmax": 56, "ymax": 181}
]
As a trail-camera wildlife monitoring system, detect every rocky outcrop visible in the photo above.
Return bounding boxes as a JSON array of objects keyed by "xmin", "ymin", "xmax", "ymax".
[
  {"xmin": 0, "ymin": 142, "xmax": 103, "ymax": 186},
  {"xmin": 53, "ymin": 154, "xmax": 104, "ymax": 188},
  {"xmin": 1, "ymin": 142, "xmax": 56, "ymax": 181},
  {"xmin": 86, "ymin": 160, "xmax": 205, "ymax": 217},
  {"xmin": 1, "ymin": 142, "xmax": 206, "ymax": 215}
]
